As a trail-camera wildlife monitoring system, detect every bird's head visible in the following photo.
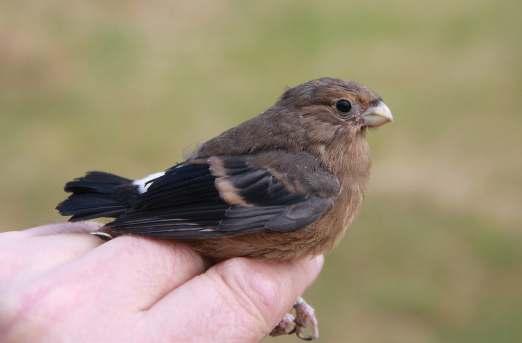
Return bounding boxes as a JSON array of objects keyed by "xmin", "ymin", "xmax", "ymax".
[
  {"xmin": 194, "ymin": 77, "xmax": 393, "ymax": 167},
  {"xmin": 275, "ymin": 77, "xmax": 393, "ymax": 146}
]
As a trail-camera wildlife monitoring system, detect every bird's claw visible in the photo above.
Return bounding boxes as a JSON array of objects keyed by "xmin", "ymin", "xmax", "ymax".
[
  {"xmin": 90, "ymin": 231, "xmax": 113, "ymax": 241},
  {"xmin": 270, "ymin": 297, "xmax": 319, "ymax": 340},
  {"xmin": 270, "ymin": 313, "xmax": 297, "ymax": 336}
]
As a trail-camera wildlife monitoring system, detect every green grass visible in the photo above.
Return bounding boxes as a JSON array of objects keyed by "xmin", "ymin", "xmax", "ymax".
[{"xmin": 1, "ymin": 1, "xmax": 521, "ymax": 342}]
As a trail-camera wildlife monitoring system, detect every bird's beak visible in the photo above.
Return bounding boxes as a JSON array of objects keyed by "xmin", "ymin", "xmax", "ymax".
[{"xmin": 362, "ymin": 101, "xmax": 393, "ymax": 128}]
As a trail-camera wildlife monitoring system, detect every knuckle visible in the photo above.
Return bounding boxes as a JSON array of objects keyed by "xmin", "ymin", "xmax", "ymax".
[
  {"xmin": 244, "ymin": 270, "xmax": 282, "ymax": 312},
  {"xmin": 212, "ymin": 258, "xmax": 282, "ymax": 330},
  {"xmin": 0, "ymin": 283, "xmax": 55, "ymax": 334},
  {"xmin": 4, "ymin": 277, "xmax": 79, "ymax": 323}
]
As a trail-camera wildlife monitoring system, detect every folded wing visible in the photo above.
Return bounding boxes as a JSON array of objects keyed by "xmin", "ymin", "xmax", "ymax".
[{"xmin": 108, "ymin": 152, "xmax": 340, "ymax": 239}]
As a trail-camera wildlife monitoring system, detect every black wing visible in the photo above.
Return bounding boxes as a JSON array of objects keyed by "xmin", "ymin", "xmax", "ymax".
[{"xmin": 107, "ymin": 152, "xmax": 339, "ymax": 239}]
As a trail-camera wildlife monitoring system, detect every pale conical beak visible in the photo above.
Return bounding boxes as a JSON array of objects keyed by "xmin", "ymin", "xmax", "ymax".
[{"xmin": 362, "ymin": 101, "xmax": 393, "ymax": 127}]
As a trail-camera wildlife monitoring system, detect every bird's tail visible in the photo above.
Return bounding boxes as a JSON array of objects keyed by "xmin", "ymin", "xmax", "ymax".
[{"xmin": 56, "ymin": 171, "xmax": 138, "ymax": 221}]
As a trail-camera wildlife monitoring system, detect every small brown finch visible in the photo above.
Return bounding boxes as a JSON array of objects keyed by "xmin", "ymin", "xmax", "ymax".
[{"xmin": 57, "ymin": 77, "xmax": 393, "ymax": 340}]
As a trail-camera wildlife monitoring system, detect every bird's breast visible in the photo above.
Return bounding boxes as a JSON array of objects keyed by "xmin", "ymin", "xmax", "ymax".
[{"xmin": 188, "ymin": 133, "xmax": 371, "ymax": 261}]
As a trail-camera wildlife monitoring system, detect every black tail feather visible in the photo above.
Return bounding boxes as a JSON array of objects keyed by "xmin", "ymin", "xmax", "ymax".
[{"xmin": 57, "ymin": 171, "xmax": 137, "ymax": 221}]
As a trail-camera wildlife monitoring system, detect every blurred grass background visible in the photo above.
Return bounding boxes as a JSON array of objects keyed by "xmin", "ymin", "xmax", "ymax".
[{"xmin": 1, "ymin": 0, "xmax": 521, "ymax": 342}]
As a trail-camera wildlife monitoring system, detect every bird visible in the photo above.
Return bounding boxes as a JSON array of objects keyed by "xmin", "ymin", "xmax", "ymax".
[{"xmin": 56, "ymin": 77, "xmax": 393, "ymax": 340}]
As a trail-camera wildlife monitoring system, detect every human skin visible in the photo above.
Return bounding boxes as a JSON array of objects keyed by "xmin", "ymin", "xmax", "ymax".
[{"xmin": 0, "ymin": 222, "xmax": 323, "ymax": 343}]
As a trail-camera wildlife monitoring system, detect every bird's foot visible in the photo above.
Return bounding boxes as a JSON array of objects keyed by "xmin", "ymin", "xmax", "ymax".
[
  {"xmin": 294, "ymin": 297, "xmax": 319, "ymax": 340},
  {"xmin": 270, "ymin": 297, "xmax": 319, "ymax": 341}
]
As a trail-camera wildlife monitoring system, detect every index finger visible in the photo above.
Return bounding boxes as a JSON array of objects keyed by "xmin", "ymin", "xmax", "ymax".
[{"xmin": 142, "ymin": 255, "xmax": 324, "ymax": 342}]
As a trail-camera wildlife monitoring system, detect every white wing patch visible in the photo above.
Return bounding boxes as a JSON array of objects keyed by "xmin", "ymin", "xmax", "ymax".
[{"xmin": 133, "ymin": 171, "xmax": 166, "ymax": 194}]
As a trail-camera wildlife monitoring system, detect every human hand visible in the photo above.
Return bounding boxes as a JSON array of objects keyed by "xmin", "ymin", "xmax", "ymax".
[{"xmin": 0, "ymin": 222, "xmax": 323, "ymax": 343}]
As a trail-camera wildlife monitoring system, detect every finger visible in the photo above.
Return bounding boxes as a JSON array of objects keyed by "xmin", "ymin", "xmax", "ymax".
[
  {"xmin": 143, "ymin": 255, "xmax": 324, "ymax": 342},
  {"xmin": 31, "ymin": 236, "xmax": 206, "ymax": 311},
  {"xmin": 22, "ymin": 221, "xmax": 103, "ymax": 237},
  {"xmin": 0, "ymin": 230, "xmax": 104, "ymax": 284},
  {"xmin": 0, "ymin": 221, "xmax": 102, "ymax": 244}
]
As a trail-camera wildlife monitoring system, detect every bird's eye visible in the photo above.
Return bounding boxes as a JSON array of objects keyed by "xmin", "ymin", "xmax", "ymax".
[{"xmin": 335, "ymin": 99, "xmax": 352, "ymax": 114}]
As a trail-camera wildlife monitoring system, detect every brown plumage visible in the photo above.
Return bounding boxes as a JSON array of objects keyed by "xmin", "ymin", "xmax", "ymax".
[{"xmin": 57, "ymin": 77, "xmax": 393, "ymax": 261}]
